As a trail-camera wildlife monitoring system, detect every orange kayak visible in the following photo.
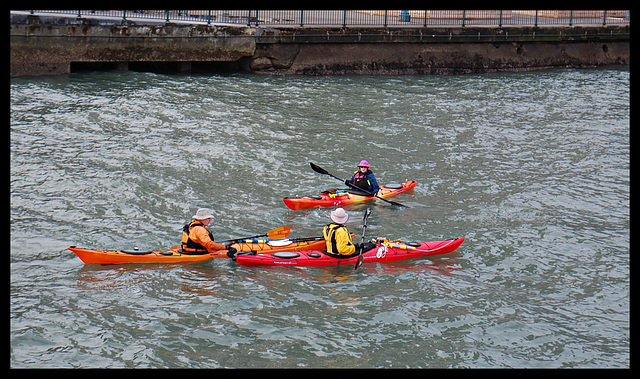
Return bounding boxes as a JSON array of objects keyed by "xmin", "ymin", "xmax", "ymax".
[
  {"xmin": 283, "ymin": 180, "xmax": 416, "ymax": 210},
  {"xmin": 68, "ymin": 237, "xmax": 328, "ymax": 265}
]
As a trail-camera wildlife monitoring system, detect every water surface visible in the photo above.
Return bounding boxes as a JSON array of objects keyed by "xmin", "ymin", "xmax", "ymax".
[{"xmin": 10, "ymin": 68, "xmax": 629, "ymax": 368}]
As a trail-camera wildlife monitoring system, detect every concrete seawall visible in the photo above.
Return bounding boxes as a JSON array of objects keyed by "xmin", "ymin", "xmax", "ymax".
[
  {"xmin": 10, "ymin": 13, "xmax": 629, "ymax": 77},
  {"xmin": 248, "ymin": 27, "xmax": 629, "ymax": 75}
]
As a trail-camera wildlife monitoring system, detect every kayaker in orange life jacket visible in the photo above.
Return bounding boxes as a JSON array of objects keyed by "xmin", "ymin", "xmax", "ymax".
[
  {"xmin": 181, "ymin": 208, "xmax": 237, "ymax": 255},
  {"xmin": 346, "ymin": 160, "xmax": 380, "ymax": 195}
]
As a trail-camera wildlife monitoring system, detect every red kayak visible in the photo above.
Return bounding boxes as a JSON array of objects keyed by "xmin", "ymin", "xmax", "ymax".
[
  {"xmin": 235, "ymin": 237, "xmax": 464, "ymax": 266},
  {"xmin": 283, "ymin": 180, "xmax": 416, "ymax": 210}
]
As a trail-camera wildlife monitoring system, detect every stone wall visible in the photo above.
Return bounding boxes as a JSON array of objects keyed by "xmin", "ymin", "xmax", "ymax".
[
  {"xmin": 247, "ymin": 39, "xmax": 629, "ymax": 75},
  {"xmin": 10, "ymin": 15, "xmax": 255, "ymax": 77},
  {"xmin": 10, "ymin": 14, "xmax": 629, "ymax": 77}
]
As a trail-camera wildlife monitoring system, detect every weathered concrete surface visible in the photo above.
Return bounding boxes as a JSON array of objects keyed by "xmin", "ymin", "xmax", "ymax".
[
  {"xmin": 10, "ymin": 14, "xmax": 629, "ymax": 77},
  {"xmin": 246, "ymin": 26, "xmax": 630, "ymax": 75},
  {"xmin": 10, "ymin": 14, "xmax": 255, "ymax": 77},
  {"xmin": 249, "ymin": 39, "xmax": 629, "ymax": 75}
]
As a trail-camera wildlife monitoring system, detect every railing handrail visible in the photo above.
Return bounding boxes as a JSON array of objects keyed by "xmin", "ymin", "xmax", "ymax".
[{"xmin": 12, "ymin": 10, "xmax": 630, "ymax": 28}]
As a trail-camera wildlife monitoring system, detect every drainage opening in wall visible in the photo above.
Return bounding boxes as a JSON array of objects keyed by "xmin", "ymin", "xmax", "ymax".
[{"xmin": 70, "ymin": 61, "xmax": 244, "ymax": 74}]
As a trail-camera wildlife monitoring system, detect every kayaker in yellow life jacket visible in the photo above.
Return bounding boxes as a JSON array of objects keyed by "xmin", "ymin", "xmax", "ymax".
[
  {"xmin": 181, "ymin": 208, "xmax": 236, "ymax": 255},
  {"xmin": 323, "ymin": 208, "xmax": 356, "ymax": 257}
]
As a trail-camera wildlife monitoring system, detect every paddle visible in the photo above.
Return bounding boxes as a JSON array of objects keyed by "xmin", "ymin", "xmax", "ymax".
[
  {"xmin": 219, "ymin": 226, "xmax": 291, "ymax": 245},
  {"xmin": 289, "ymin": 236, "xmax": 323, "ymax": 242},
  {"xmin": 222, "ymin": 226, "xmax": 291, "ymax": 259},
  {"xmin": 309, "ymin": 162, "xmax": 408, "ymax": 208},
  {"xmin": 355, "ymin": 207, "xmax": 372, "ymax": 270},
  {"xmin": 172, "ymin": 226, "xmax": 292, "ymax": 250}
]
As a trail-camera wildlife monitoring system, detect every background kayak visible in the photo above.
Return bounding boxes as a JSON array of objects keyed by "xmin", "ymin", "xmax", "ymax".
[
  {"xmin": 283, "ymin": 180, "xmax": 417, "ymax": 210},
  {"xmin": 235, "ymin": 237, "xmax": 464, "ymax": 266},
  {"xmin": 69, "ymin": 236, "xmax": 328, "ymax": 264}
]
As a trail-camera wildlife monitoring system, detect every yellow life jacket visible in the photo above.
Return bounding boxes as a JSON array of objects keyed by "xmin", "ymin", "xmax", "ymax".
[{"xmin": 323, "ymin": 223, "xmax": 355, "ymax": 256}]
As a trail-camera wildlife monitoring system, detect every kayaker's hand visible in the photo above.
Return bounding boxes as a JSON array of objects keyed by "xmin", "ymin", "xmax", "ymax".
[
  {"xmin": 344, "ymin": 180, "xmax": 350, "ymax": 186},
  {"xmin": 226, "ymin": 247, "xmax": 237, "ymax": 258}
]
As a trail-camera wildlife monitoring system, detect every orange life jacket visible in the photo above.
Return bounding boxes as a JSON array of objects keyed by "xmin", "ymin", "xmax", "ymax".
[{"xmin": 181, "ymin": 221, "xmax": 215, "ymax": 254}]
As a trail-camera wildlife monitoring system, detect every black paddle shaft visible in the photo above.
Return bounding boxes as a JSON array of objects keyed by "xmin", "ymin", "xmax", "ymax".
[
  {"xmin": 309, "ymin": 162, "xmax": 408, "ymax": 208},
  {"xmin": 355, "ymin": 207, "xmax": 372, "ymax": 270}
]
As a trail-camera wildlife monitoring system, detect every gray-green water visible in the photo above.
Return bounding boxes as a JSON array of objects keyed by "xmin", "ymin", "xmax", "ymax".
[{"xmin": 10, "ymin": 68, "xmax": 629, "ymax": 368}]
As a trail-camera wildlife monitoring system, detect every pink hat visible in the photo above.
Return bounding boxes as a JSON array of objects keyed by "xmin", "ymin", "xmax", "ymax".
[{"xmin": 357, "ymin": 160, "xmax": 371, "ymax": 167}]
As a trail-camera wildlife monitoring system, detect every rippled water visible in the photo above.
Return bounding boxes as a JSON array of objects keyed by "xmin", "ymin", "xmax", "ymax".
[{"xmin": 10, "ymin": 67, "xmax": 629, "ymax": 368}]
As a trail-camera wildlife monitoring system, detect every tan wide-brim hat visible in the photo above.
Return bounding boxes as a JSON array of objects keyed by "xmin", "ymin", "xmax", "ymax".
[
  {"xmin": 193, "ymin": 208, "xmax": 214, "ymax": 220},
  {"xmin": 330, "ymin": 207, "xmax": 349, "ymax": 224}
]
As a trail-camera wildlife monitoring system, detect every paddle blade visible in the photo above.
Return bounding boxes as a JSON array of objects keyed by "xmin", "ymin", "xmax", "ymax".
[
  {"xmin": 355, "ymin": 254, "xmax": 364, "ymax": 270},
  {"xmin": 363, "ymin": 207, "xmax": 372, "ymax": 222},
  {"xmin": 309, "ymin": 162, "xmax": 329, "ymax": 175},
  {"xmin": 266, "ymin": 226, "xmax": 291, "ymax": 239},
  {"xmin": 377, "ymin": 197, "xmax": 408, "ymax": 208}
]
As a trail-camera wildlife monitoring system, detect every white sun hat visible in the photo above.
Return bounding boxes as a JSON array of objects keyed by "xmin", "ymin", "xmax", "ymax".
[
  {"xmin": 330, "ymin": 207, "xmax": 349, "ymax": 224},
  {"xmin": 193, "ymin": 208, "xmax": 215, "ymax": 220}
]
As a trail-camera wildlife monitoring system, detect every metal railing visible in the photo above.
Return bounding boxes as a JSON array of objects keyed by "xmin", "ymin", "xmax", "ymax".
[{"xmin": 16, "ymin": 10, "xmax": 630, "ymax": 27}]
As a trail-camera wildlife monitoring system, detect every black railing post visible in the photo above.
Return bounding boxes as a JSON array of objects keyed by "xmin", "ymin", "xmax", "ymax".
[{"xmin": 569, "ymin": 10, "xmax": 573, "ymax": 26}]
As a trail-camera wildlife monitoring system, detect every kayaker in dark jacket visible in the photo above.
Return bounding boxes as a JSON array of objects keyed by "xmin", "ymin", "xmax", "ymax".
[
  {"xmin": 346, "ymin": 160, "xmax": 380, "ymax": 195},
  {"xmin": 182, "ymin": 208, "xmax": 236, "ymax": 255}
]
